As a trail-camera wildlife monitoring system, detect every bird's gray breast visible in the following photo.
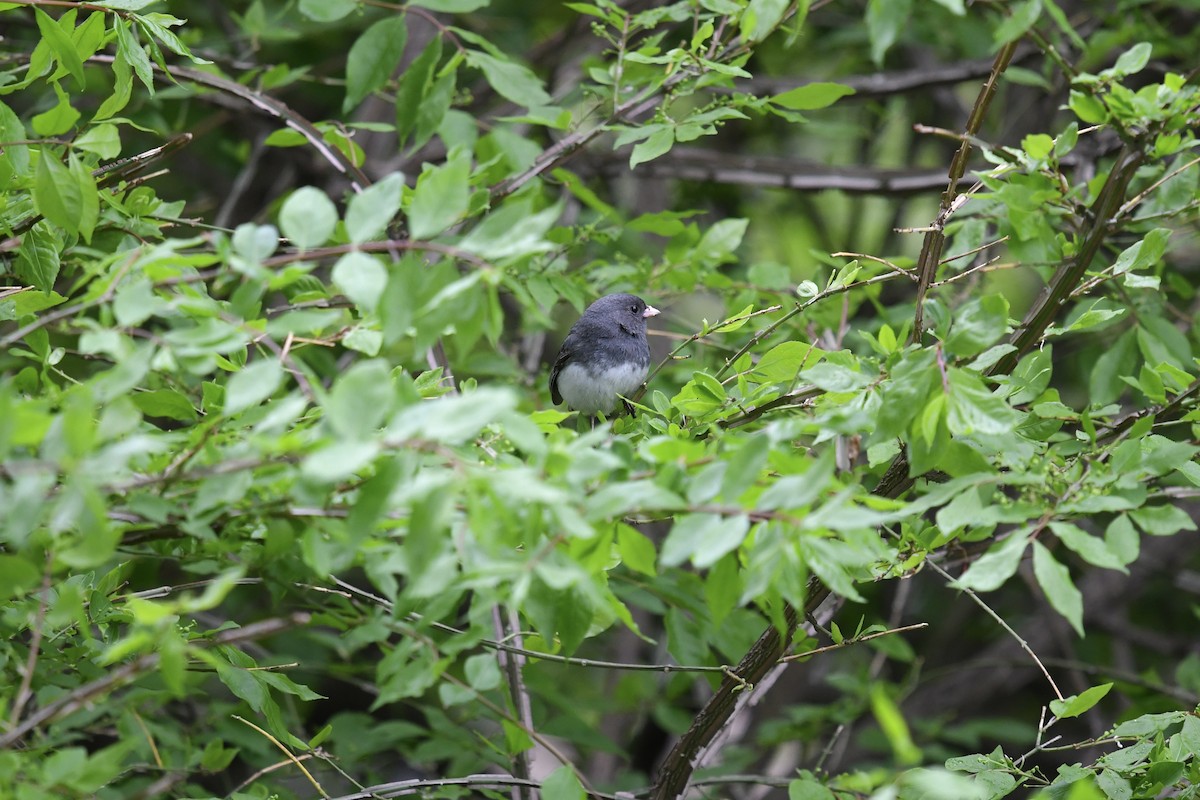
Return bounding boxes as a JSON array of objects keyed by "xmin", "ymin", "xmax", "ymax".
[{"xmin": 555, "ymin": 360, "xmax": 648, "ymax": 414}]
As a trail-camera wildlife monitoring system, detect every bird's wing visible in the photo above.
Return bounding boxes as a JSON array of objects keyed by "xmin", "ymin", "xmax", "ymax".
[{"xmin": 549, "ymin": 331, "xmax": 580, "ymax": 405}]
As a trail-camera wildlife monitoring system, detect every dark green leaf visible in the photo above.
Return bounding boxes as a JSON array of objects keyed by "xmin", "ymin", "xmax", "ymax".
[{"xmin": 345, "ymin": 16, "xmax": 408, "ymax": 111}]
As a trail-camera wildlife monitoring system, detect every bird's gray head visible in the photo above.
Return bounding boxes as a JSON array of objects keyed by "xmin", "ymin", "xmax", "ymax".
[{"xmin": 585, "ymin": 293, "xmax": 660, "ymax": 334}]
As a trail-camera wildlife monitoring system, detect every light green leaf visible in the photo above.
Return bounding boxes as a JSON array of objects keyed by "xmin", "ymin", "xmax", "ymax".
[
  {"xmin": 34, "ymin": 151, "xmax": 84, "ymax": 238},
  {"xmin": 1049, "ymin": 683, "xmax": 1113, "ymax": 719},
  {"xmin": 35, "ymin": 8, "xmax": 86, "ymax": 89},
  {"xmin": 459, "ymin": 198, "xmax": 560, "ymax": 259},
  {"xmin": 661, "ymin": 513, "xmax": 751, "ymax": 568},
  {"xmin": 332, "ymin": 251, "xmax": 388, "ymax": 313},
  {"xmin": 870, "ymin": 683, "xmax": 921, "ymax": 765},
  {"xmin": 789, "ymin": 778, "xmax": 835, "ymax": 800},
  {"xmin": 1110, "ymin": 42, "xmax": 1151, "ymax": 76},
  {"xmin": 1032, "ymin": 540, "xmax": 1083, "ymax": 636},
  {"xmin": 753, "ymin": 341, "xmax": 823, "ymax": 383},
  {"xmin": 345, "ymin": 172, "xmax": 405, "ymax": 243},
  {"xmin": 279, "ymin": 186, "xmax": 338, "ymax": 251},
  {"xmin": 866, "ymin": 0, "xmax": 911, "ymax": 64},
  {"xmin": 466, "ymin": 51, "xmax": 550, "ymax": 108},
  {"xmin": 327, "ymin": 359, "xmax": 396, "ymax": 440},
  {"xmin": 387, "ymin": 387, "xmax": 515, "ymax": 444},
  {"xmin": 584, "ymin": 480, "xmax": 686, "ymax": 520},
  {"xmin": 1048, "ymin": 521, "xmax": 1127, "ymax": 573},
  {"xmin": 225, "ymin": 359, "xmax": 285, "ymax": 415},
  {"xmin": 770, "ymin": 82, "xmax": 856, "ymax": 111},
  {"xmin": 617, "ymin": 524, "xmax": 657, "ymax": 576},
  {"xmin": 947, "ymin": 369, "xmax": 1022, "ymax": 436},
  {"xmin": 994, "ymin": 0, "xmax": 1042, "ymax": 46},
  {"xmin": 408, "ymin": 153, "xmax": 471, "ymax": 239},
  {"xmin": 411, "ymin": 0, "xmax": 491, "ymax": 11},
  {"xmin": 299, "ymin": 0, "xmax": 358, "ymax": 22},
  {"xmin": 1129, "ymin": 503, "xmax": 1197, "ymax": 536},
  {"xmin": 952, "ymin": 530, "xmax": 1028, "ymax": 592},
  {"xmin": 629, "ymin": 127, "xmax": 674, "ymax": 169},
  {"xmin": 946, "ymin": 295, "xmax": 1009, "ymax": 357},
  {"xmin": 132, "ymin": 389, "xmax": 197, "ymax": 421},
  {"xmin": 741, "ymin": 0, "xmax": 792, "ymax": 42},
  {"xmin": 0, "ymin": 555, "xmax": 41, "ymax": 600},
  {"xmin": 697, "ymin": 218, "xmax": 748, "ymax": 261},
  {"xmin": 541, "ymin": 766, "xmax": 586, "ymax": 800}
]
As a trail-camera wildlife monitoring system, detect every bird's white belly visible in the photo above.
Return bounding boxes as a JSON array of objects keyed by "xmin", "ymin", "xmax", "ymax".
[{"xmin": 556, "ymin": 361, "xmax": 647, "ymax": 414}]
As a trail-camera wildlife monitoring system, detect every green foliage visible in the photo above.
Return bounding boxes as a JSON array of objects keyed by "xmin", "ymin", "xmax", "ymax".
[{"xmin": 0, "ymin": 1, "xmax": 1198, "ymax": 799}]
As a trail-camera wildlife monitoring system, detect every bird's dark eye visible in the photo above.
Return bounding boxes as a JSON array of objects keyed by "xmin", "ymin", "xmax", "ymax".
[{"xmin": 630, "ymin": 304, "xmax": 639, "ymax": 314}]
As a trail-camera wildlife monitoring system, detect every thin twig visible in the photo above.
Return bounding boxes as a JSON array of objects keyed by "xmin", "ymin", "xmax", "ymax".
[
  {"xmin": 779, "ymin": 622, "xmax": 928, "ymax": 663},
  {"xmin": 925, "ymin": 559, "xmax": 1063, "ymax": 701},
  {"xmin": 233, "ymin": 715, "xmax": 330, "ymax": 799},
  {"xmin": 0, "ymin": 614, "xmax": 309, "ymax": 748}
]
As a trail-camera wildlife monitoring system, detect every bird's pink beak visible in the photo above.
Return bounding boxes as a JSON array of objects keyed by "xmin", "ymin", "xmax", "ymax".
[{"xmin": 643, "ymin": 305, "xmax": 660, "ymax": 318}]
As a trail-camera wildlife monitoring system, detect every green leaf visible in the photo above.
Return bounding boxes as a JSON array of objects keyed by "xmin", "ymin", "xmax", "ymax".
[
  {"xmin": 866, "ymin": 0, "xmax": 911, "ymax": 64},
  {"xmin": 332, "ymin": 251, "xmax": 388, "ymax": 314},
  {"xmin": 743, "ymin": 0, "xmax": 795, "ymax": 42},
  {"xmin": 327, "ymin": 359, "xmax": 396, "ymax": 440},
  {"xmin": 1022, "ymin": 133, "xmax": 1054, "ymax": 161},
  {"xmin": 1032, "ymin": 540, "xmax": 1083, "ymax": 636},
  {"xmin": 464, "ymin": 653, "xmax": 501, "ymax": 690},
  {"xmin": 1049, "ymin": 683, "xmax": 1113, "ymax": 719},
  {"xmin": 753, "ymin": 341, "xmax": 822, "ymax": 383},
  {"xmin": 930, "ymin": 0, "xmax": 965, "ymax": 14},
  {"xmin": 800, "ymin": 362, "xmax": 871, "ymax": 392},
  {"xmin": 584, "ymin": 480, "xmax": 686, "ymax": 520},
  {"xmin": 661, "ymin": 513, "xmax": 751, "ymax": 568},
  {"xmin": 132, "ymin": 389, "xmax": 198, "ymax": 421},
  {"xmin": 629, "ymin": 126, "xmax": 674, "ymax": 169},
  {"xmin": 35, "ymin": 8, "xmax": 86, "ymax": 89},
  {"xmin": 770, "ymin": 82, "xmax": 855, "ymax": 110},
  {"xmin": 75, "ymin": 123, "xmax": 121, "ymax": 159},
  {"xmin": 947, "ymin": 369, "xmax": 1022, "ymax": 436},
  {"xmin": 1129, "ymin": 504, "xmax": 1197, "ymax": 536},
  {"xmin": 299, "ymin": 0, "xmax": 358, "ymax": 22},
  {"xmin": 387, "ymin": 387, "xmax": 515, "ymax": 444},
  {"xmin": 789, "ymin": 778, "xmax": 835, "ymax": 800},
  {"xmin": 458, "ymin": 197, "xmax": 560, "ymax": 259},
  {"xmin": 345, "ymin": 15, "xmax": 408, "ymax": 111},
  {"xmin": 946, "ymin": 295, "xmax": 1009, "ymax": 357},
  {"xmin": 1069, "ymin": 90, "xmax": 1107, "ymax": 124},
  {"xmin": 1048, "ymin": 521, "xmax": 1127, "ymax": 573},
  {"xmin": 697, "ymin": 218, "xmax": 749, "ymax": 262},
  {"xmin": 34, "ymin": 151, "xmax": 84, "ymax": 238},
  {"xmin": 16, "ymin": 222, "xmax": 61, "ymax": 294},
  {"xmin": 224, "ymin": 359, "xmax": 286, "ymax": 415},
  {"xmin": 279, "ymin": 186, "xmax": 338, "ymax": 251},
  {"xmin": 994, "ymin": 0, "xmax": 1042, "ymax": 46},
  {"xmin": 870, "ymin": 684, "xmax": 921, "ymax": 765},
  {"xmin": 1110, "ymin": 42, "xmax": 1151, "ymax": 76},
  {"xmin": 952, "ymin": 531, "xmax": 1028, "ymax": 592},
  {"xmin": 1112, "ymin": 228, "xmax": 1170, "ymax": 276},
  {"xmin": 408, "ymin": 152, "xmax": 471, "ymax": 239},
  {"xmin": 466, "ymin": 50, "xmax": 550, "ymax": 108},
  {"xmin": 541, "ymin": 766, "xmax": 586, "ymax": 800},
  {"xmin": 0, "ymin": 555, "xmax": 41, "ymax": 600},
  {"xmin": 345, "ymin": 172, "xmax": 404, "ymax": 243},
  {"xmin": 411, "ymin": 0, "xmax": 490, "ymax": 10},
  {"xmin": 616, "ymin": 524, "xmax": 657, "ymax": 576}
]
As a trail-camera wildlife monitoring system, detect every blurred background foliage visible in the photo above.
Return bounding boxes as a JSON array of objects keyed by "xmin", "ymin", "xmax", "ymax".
[{"xmin": 0, "ymin": 0, "xmax": 1199, "ymax": 798}]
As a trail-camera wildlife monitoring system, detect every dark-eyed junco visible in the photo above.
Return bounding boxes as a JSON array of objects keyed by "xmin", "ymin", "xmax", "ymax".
[{"xmin": 550, "ymin": 293, "xmax": 660, "ymax": 415}]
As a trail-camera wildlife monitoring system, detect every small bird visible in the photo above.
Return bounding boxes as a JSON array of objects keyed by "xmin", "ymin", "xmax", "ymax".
[{"xmin": 550, "ymin": 293, "xmax": 660, "ymax": 415}]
